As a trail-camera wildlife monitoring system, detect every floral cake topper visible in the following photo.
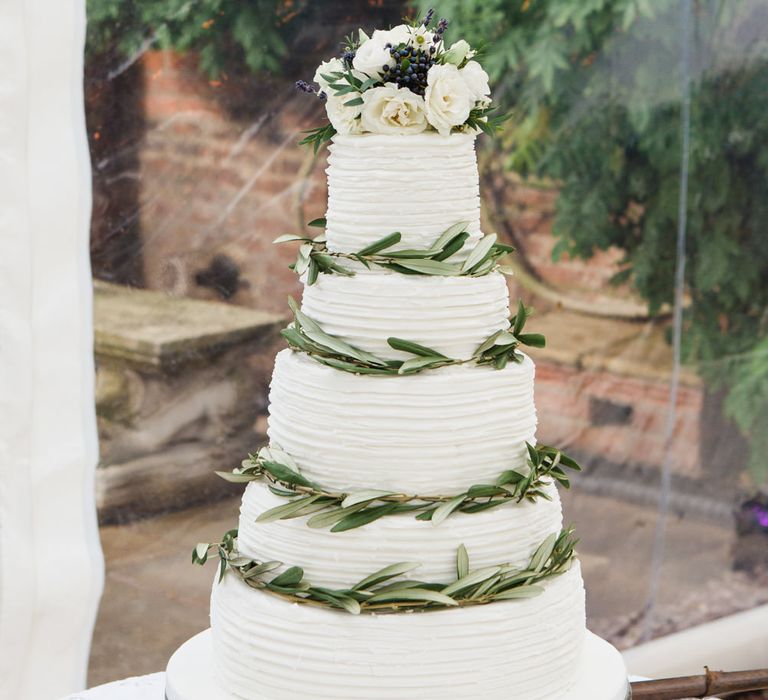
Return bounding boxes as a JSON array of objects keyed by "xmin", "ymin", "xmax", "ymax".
[{"xmin": 296, "ymin": 9, "xmax": 507, "ymax": 148}]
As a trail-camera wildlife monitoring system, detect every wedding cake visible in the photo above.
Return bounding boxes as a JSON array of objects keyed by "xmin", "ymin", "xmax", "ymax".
[{"xmin": 166, "ymin": 12, "xmax": 629, "ymax": 700}]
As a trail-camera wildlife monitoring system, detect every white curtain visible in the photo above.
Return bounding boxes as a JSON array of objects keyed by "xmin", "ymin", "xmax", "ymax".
[{"xmin": 0, "ymin": 0, "xmax": 104, "ymax": 697}]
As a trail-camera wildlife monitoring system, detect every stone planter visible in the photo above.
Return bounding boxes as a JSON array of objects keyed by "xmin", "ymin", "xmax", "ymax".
[{"xmin": 93, "ymin": 281, "xmax": 284, "ymax": 522}]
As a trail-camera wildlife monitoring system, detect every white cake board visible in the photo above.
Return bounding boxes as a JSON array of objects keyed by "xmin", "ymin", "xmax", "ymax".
[{"xmin": 166, "ymin": 628, "xmax": 629, "ymax": 700}]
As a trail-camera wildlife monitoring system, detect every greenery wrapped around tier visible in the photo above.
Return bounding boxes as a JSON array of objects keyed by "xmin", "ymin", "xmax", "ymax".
[
  {"xmin": 275, "ymin": 221, "xmax": 515, "ymax": 284},
  {"xmin": 216, "ymin": 443, "xmax": 581, "ymax": 532},
  {"xmin": 192, "ymin": 527, "xmax": 577, "ymax": 615},
  {"xmin": 281, "ymin": 297, "xmax": 545, "ymax": 375}
]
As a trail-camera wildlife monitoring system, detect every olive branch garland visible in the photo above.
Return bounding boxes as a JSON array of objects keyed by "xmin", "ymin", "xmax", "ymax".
[
  {"xmin": 281, "ymin": 297, "xmax": 545, "ymax": 376},
  {"xmin": 216, "ymin": 443, "xmax": 581, "ymax": 532},
  {"xmin": 274, "ymin": 221, "xmax": 515, "ymax": 285},
  {"xmin": 192, "ymin": 527, "xmax": 577, "ymax": 615}
]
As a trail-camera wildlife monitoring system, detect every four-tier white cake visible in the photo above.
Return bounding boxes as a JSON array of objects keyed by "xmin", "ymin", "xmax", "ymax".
[{"xmin": 167, "ymin": 15, "xmax": 629, "ymax": 700}]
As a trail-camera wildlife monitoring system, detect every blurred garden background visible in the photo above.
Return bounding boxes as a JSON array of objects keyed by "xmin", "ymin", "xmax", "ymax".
[{"xmin": 83, "ymin": 0, "xmax": 768, "ymax": 686}]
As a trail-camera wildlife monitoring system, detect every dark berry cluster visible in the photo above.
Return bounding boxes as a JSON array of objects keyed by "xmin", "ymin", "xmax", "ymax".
[
  {"xmin": 295, "ymin": 80, "xmax": 316, "ymax": 94},
  {"xmin": 341, "ymin": 49, "xmax": 356, "ymax": 69},
  {"xmin": 382, "ymin": 43, "xmax": 437, "ymax": 96}
]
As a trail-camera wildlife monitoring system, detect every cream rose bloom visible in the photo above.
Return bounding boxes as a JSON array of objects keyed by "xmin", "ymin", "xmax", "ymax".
[
  {"xmin": 325, "ymin": 95, "xmax": 363, "ymax": 135},
  {"xmin": 313, "ymin": 58, "xmax": 344, "ymax": 95},
  {"xmin": 460, "ymin": 60, "xmax": 491, "ymax": 104},
  {"xmin": 424, "ymin": 64, "xmax": 473, "ymax": 135},
  {"xmin": 374, "ymin": 24, "xmax": 412, "ymax": 48},
  {"xmin": 443, "ymin": 40, "xmax": 473, "ymax": 66},
  {"xmin": 360, "ymin": 85, "xmax": 427, "ymax": 134}
]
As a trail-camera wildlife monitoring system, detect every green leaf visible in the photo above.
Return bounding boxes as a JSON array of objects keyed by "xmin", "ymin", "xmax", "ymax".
[
  {"xmin": 307, "ymin": 217, "xmax": 326, "ymax": 228},
  {"xmin": 456, "ymin": 544, "xmax": 469, "ymax": 579},
  {"xmin": 273, "ymin": 234, "xmax": 311, "ymax": 244},
  {"xmin": 466, "ymin": 484, "xmax": 504, "ymax": 498},
  {"xmin": 387, "ymin": 337, "xmax": 448, "ymax": 358},
  {"xmin": 242, "ymin": 560, "xmax": 282, "ymax": 579},
  {"xmin": 307, "ymin": 258, "xmax": 319, "ymax": 286},
  {"xmin": 493, "ymin": 585, "xmax": 544, "ymax": 600},
  {"xmin": 269, "ymin": 565, "xmax": 304, "ymax": 587},
  {"xmin": 512, "ymin": 300, "xmax": 528, "ymax": 336},
  {"xmin": 462, "ymin": 233, "xmax": 497, "ymax": 272},
  {"xmin": 353, "ymin": 562, "xmax": 421, "ymax": 591},
  {"xmin": 391, "ymin": 259, "xmax": 462, "ymax": 275},
  {"xmin": 517, "ymin": 333, "xmax": 546, "ymax": 348},
  {"xmin": 331, "ymin": 502, "xmax": 401, "ymax": 532},
  {"xmin": 341, "ymin": 490, "xmax": 400, "ymax": 508},
  {"xmin": 366, "ymin": 587, "xmax": 458, "ymax": 606},
  {"xmin": 430, "ymin": 494, "xmax": 467, "ymax": 526},
  {"xmin": 441, "ymin": 566, "xmax": 502, "ymax": 597},
  {"xmin": 529, "ymin": 533, "xmax": 558, "ymax": 572},
  {"xmin": 255, "ymin": 494, "xmax": 323, "ymax": 523},
  {"xmin": 260, "ymin": 459, "xmax": 315, "ymax": 489},
  {"xmin": 397, "ymin": 356, "xmax": 451, "ymax": 374},
  {"xmin": 474, "ymin": 329, "xmax": 505, "ymax": 356},
  {"xmin": 344, "ymin": 96, "xmax": 364, "ymax": 107},
  {"xmin": 193, "ymin": 543, "xmax": 210, "ymax": 565},
  {"xmin": 214, "ymin": 470, "xmax": 259, "ymax": 483},
  {"xmin": 356, "ymin": 232, "xmax": 402, "ymax": 256},
  {"xmin": 428, "ymin": 221, "xmax": 470, "ymax": 253},
  {"xmin": 433, "ymin": 232, "xmax": 470, "ymax": 261},
  {"xmin": 306, "ymin": 503, "xmax": 368, "ymax": 529}
]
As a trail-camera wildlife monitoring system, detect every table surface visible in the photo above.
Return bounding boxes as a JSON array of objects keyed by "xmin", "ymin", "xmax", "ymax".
[
  {"xmin": 63, "ymin": 673, "xmax": 656, "ymax": 699},
  {"xmin": 62, "ymin": 673, "xmax": 166, "ymax": 700}
]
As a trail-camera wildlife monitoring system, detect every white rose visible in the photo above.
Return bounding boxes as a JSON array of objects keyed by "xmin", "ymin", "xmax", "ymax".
[
  {"xmin": 353, "ymin": 34, "xmax": 393, "ymax": 78},
  {"xmin": 443, "ymin": 40, "xmax": 472, "ymax": 66},
  {"xmin": 460, "ymin": 60, "xmax": 491, "ymax": 104},
  {"xmin": 313, "ymin": 57, "xmax": 344, "ymax": 96},
  {"xmin": 360, "ymin": 85, "xmax": 427, "ymax": 134},
  {"xmin": 424, "ymin": 64, "xmax": 474, "ymax": 135},
  {"xmin": 325, "ymin": 95, "xmax": 363, "ymax": 135},
  {"xmin": 373, "ymin": 24, "xmax": 412, "ymax": 48}
]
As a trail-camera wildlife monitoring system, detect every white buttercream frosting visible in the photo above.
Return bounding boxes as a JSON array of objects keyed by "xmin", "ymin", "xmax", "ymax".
[
  {"xmin": 210, "ymin": 562, "xmax": 587, "ymax": 700},
  {"xmin": 325, "ymin": 133, "xmax": 482, "ymax": 253},
  {"xmin": 301, "ymin": 270, "xmax": 510, "ymax": 360},
  {"xmin": 267, "ymin": 348, "xmax": 537, "ymax": 493},
  {"xmin": 237, "ymin": 480, "xmax": 563, "ymax": 587}
]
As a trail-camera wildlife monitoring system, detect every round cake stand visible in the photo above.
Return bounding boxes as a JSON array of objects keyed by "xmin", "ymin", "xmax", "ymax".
[{"xmin": 165, "ymin": 629, "xmax": 629, "ymax": 700}]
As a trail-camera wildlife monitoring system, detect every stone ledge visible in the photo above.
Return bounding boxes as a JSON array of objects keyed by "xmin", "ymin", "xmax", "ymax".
[
  {"xmin": 94, "ymin": 280, "xmax": 285, "ymax": 371},
  {"xmin": 531, "ymin": 309, "xmax": 701, "ymax": 387}
]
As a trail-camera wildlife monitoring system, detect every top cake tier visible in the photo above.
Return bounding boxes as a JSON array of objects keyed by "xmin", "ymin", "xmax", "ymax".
[{"xmin": 325, "ymin": 133, "xmax": 482, "ymax": 253}]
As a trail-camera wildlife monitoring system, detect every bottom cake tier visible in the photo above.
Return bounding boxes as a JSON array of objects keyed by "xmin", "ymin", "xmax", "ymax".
[
  {"xmin": 167, "ymin": 627, "xmax": 628, "ymax": 700},
  {"xmin": 199, "ymin": 561, "xmax": 624, "ymax": 700}
]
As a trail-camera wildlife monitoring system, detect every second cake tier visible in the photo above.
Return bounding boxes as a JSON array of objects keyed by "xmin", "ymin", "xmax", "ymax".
[{"xmin": 237, "ymin": 479, "xmax": 563, "ymax": 587}]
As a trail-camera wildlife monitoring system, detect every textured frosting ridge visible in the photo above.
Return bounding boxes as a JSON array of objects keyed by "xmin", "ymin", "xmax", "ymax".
[
  {"xmin": 237, "ymin": 480, "xmax": 563, "ymax": 587},
  {"xmin": 325, "ymin": 133, "xmax": 482, "ymax": 253},
  {"xmin": 211, "ymin": 563, "xmax": 586, "ymax": 700},
  {"xmin": 301, "ymin": 270, "xmax": 510, "ymax": 360},
  {"xmin": 267, "ymin": 348, "xmax": 537, "ymax": 493}
]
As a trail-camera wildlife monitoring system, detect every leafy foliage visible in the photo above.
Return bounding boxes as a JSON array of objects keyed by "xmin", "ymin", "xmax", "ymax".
[
  {"xmin": 431, "ymin": 0, "xmax": 768, "ymax": 486},
  {"xmin": 86, "ymin": 0, "xmax": 310, "ymax": 76},
  {"xmin": 193, "ymin": 527, "xmax": 578, "ymax": 614},
  {"xmin": 216, "ymin": 442, "xmax": 581, "ymax": 531}
]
